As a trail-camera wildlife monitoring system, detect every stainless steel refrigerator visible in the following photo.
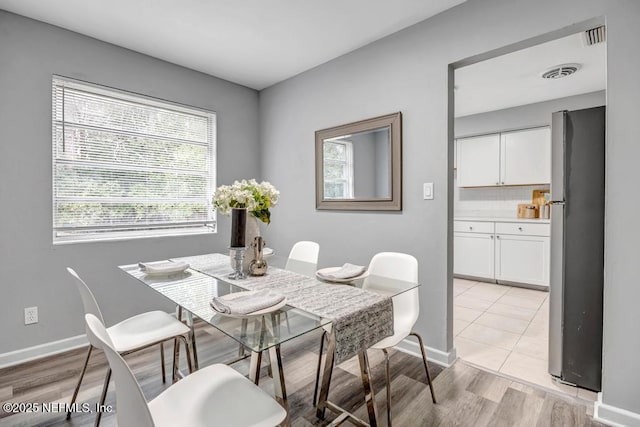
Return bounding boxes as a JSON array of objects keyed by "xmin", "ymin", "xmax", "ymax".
[{"xmin": 548, "ymin": 106, "xmax": 605, "ymax": 391}]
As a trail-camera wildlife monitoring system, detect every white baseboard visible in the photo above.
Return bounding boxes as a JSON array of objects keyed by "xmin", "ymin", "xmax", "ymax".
[
  {"xmin": 0, "ymin": 328, "xmax": 458, "ymax": 372},
  {"xmin": 0, "ymin": 334, "xmax": 88, "ymax": 369},
  {"xmin": 394, "ymin": 337, "xmax": 457, "ymax": 367},
  {"xmin": 594, "ymin": 393, "xmax": 640, "ymax": 427}
]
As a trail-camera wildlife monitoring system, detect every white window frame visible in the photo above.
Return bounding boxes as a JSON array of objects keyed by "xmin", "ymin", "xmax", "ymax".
[
  {"xmin": 51, "ymin": 76, "xmax": 216, "ymax": 244},
  {"xmin": 323, "ymin": 140, "xmax": 354, "ymax": 199}
]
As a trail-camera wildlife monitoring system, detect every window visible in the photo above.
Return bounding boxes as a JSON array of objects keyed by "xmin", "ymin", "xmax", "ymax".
[
  {"xmin": 52, "ymin": 77, "xmax": 216, "ymax": 243},
  {"xmin": 322, "ymin": 140, "xmax": 354, "ymax": 199}
]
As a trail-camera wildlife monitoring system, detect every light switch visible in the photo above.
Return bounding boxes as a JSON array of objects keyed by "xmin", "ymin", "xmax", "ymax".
[{"xmin": 423, "ymin": 182, "xmax": 434, "ymax": 200}]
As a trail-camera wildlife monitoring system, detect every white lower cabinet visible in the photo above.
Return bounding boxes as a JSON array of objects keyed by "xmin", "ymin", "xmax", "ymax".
[
  {"xmin": 454, "ymin": 232, "xmax": 495, "ymax": 279},
  {"xmin": 495, "ymin": 234, "xmax": 550, "ymax": 286},
  {"xmin": 454, "ymin": 220, "xmax": 550, "ymax": 287}
]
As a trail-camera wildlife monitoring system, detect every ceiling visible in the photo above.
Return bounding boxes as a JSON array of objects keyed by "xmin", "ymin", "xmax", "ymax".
[
  {"xmin": 0, "ymin": 0, "xmax": 466, "ymax": 90},
  {"xmin": 455, "ymin": 32, "xmax": 606, "ymax": 117}
]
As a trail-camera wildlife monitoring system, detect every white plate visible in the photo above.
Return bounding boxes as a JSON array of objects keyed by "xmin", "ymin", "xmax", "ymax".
[
  {"xmin": 316, "ymin": 267, "xmax": 369, "ymax": 284},
  {"xmin": 210, "ymin": 290, "xmax": 287, "ymax": 318},
  {"xmin": 141, "ymin": 261, "xmax": 190, "ymax": 276},
  {"xmin": 263, "ymin": 247, "xmax": 275, "ymax": 258}
]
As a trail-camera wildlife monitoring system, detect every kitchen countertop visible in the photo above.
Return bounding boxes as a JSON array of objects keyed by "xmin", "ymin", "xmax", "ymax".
[{"xmin": 455, "ymin": 216, "xmax": 551, "ymax": 224}]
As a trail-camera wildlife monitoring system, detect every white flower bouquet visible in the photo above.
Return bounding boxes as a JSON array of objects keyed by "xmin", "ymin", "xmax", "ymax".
[{"xmin": 213, "ymin": 179, "xmax": 279, "ymax": 224}]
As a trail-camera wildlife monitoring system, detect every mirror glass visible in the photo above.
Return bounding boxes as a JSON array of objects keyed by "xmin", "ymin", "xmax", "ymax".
[
  {"xmin": 315, "ymin": 112, "xmax": 401, "ymax": 211},
  {"xmin": 323, "ymin": 126, "xmax": 390, "ymax": 200}
]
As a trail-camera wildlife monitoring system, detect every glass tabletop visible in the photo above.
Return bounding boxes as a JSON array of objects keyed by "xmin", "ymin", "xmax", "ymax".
[
  {"xmin": 119, "ymin": 253, "xmax": 419, "ymax": 353},
  {"xmin": 119, "ymin": 262, "xmax": 329, "ymax": 353}
]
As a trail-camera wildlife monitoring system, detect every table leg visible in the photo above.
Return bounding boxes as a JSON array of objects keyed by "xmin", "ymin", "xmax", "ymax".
[
  {"xmin": 268, "ymin": 345, "xmax": 287, "ymax": 405},
  {"xmin": 184, "ymin": 311, "xmax": 199, "ymax": 370},
  {"xmin": 176, "ymin": 306, "xmax": 198, "ymax": 372},
  {"xmin": 358, "ymin": 350, "xmax": 378, "ymax": 427},
  {"xmin": 316, "ymin": 332, "xmax": 337, "ymax": 419},
  {"xmin": 238, "ymin": 318, "xmax": 249, "ymax": 357},
  {"xmin": 249, "ymin": 351, "xmax": 262, "ymax": 385},
  {"xmin": 269, "ymin": 344, "xmax": 291, "ymax": 427}
]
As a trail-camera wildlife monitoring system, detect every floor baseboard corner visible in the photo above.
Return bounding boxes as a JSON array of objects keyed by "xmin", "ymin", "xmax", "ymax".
[
  {"xmin": 395, "ymin": 337, "xmax": 456, "ymax": 367},
  {"xmin": 594, "ymin": 392, "xmax": 640, "ymax": 427}
]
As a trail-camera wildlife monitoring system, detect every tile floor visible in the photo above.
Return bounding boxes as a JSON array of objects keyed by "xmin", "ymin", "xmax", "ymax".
[{"xmin": 454, "ymin": 278, "xmax": 598, "ymax": 402}]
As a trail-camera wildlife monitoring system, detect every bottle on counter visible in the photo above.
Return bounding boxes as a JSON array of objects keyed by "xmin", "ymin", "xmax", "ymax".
[{"xmin": 541, "ymin": 204, "xmax": 550, "ymax": 219}]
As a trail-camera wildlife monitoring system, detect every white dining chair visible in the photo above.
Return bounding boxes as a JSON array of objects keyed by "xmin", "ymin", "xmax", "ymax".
[
  {"xmin": 285, "ymin": 241, "xmax": 320, "ymax": 277},
  {"xmin": 84, "ymin": 313, "xmax": 287, "ymax": 427},
  {"xmin": 66, "ymin": 267, "xmax": 193, "ymax": 425},
  {"xmin": 312, "ymin": 252, "xmax": 436, "ymax": 426}
]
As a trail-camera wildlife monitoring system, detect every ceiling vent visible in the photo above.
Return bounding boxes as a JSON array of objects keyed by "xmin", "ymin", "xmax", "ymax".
[
  {"xmin": 584, "ymin": 26, "xmax": 606, "ymax": 46},
  {"xmin": 541, "ymin": 63, "xmax": 581, "ymax": 80}
]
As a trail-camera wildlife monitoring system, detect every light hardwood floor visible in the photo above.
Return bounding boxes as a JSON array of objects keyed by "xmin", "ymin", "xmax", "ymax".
[{"xmin": 0, "ymin": 320, "xmax": 603, "ymax": 426}]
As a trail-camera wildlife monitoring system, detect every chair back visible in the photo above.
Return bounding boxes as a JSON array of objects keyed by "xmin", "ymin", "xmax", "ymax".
[
  {"xmin": 363, "ymin": 252, "xmax": 420, "ymax": 331},
  {"xmin": 85, "ymin": 314, "xmax": 155, "ymax": 427},
  {"xmin": 285, "ymin": 241, "xmax": 320, "ymax": 276},
  {"xmin": 67, "ymin": 268, "xmax": 105, "ymax": 324}
]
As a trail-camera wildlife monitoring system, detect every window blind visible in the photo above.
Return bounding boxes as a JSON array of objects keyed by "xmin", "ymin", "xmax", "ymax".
[{"xmin": 52, "ymin": 77, "xmax": 216, "ymax": 243}]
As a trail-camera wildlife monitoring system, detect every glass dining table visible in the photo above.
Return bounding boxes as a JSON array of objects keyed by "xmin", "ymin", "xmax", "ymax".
[{"xmin": 119, "ymin": 253, "xmax": 419, "ymax": 427}]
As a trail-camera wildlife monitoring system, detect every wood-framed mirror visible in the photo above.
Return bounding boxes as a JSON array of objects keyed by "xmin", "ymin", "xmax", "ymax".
[{"xmin": 315, "ymin": 112, "xmax": 402, "ymax": 211}]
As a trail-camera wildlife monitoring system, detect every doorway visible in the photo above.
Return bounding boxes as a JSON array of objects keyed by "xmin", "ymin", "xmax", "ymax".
[{"xmin": 449, "ymin": 22, "xmax": 606, "ymax": 401}]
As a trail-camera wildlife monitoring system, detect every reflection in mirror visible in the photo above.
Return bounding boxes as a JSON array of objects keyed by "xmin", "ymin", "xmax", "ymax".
[
  {"xmin": 323, "ymin": 127, "xmax": 390, "ymax": 199},
  {"xmin": 315, "ymin": 112, "xmax": 401, "ymax": 211}
]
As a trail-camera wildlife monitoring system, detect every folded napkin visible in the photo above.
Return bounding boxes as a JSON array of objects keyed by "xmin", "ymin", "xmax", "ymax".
[
  {"xmin": 138, "ymin": 260, "xmax": 189, "ymax": 275},
  {"xmin": 210, "ymin": 290, "xmax": 285, "ymax": 315},
  {"xmin": 318, "ymin": 263, "xmax": 367, "ymax": 280}
]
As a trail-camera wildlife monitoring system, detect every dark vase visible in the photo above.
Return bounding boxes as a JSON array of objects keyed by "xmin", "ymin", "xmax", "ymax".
[{"xmin": 230, "ymin": 208, "xmax": 247, "ymax": 248}]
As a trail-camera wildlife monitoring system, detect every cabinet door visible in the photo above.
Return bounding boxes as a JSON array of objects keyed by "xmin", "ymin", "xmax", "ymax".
[
  {"xmin": 495, "ymin": 234, "xmax": 550, "ymax": 287},
  {"xmin": 456, "ymin": 134, "xmax": 500, "ymax": 187},
  {"xmin": 454, "ymin": 232, "xmax": 495, "ymax": 279},
  {"xmin": 500, "ymin": 127, "xmax": 551, "ymax": 185}
]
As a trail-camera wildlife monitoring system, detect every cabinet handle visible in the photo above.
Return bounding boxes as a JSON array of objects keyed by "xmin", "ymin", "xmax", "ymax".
[
  {"xmin": 469, "ymin": 226, "xmax": 473, "ymax": 230},
  {"xmin": 501, "ymin": 181, "xmax": 505, "ymax": 185},
  {"xmin": 496, "ymin": 182, "xmax": 500, "ymax": 185},
  {"xmin": 518, "ymin": 227, "xmax": 523, "ymax": 231},
  {"xmin": 496, "ymin": 235, "xmax": 501, "ymax": 239},
  {"xmin": 490, "ymin": 235, "xmax": 494, "ymax": 239}
]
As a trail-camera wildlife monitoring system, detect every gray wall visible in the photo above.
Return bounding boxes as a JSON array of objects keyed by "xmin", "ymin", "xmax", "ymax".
[
  {"xmin": 259, "ymin": 0, "xmax": 640, "ymax": 417},
  {"xmin": 455, "ymin": 90, "xmax": 606, "ymax": 137},
  {"xmin": 0, "ymin": 11, "xmax": 259, "ymax": 353}
]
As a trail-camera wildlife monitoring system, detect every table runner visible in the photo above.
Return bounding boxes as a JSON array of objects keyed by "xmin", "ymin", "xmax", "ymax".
[{"xmin": 180, "ymin": 253, "xmax": 394, "ymax": 364}]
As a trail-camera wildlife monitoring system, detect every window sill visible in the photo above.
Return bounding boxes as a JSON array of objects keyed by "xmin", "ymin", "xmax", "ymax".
[{"xmin": 53, "ymin": 226, "xmax": 216, "ymax": 245}]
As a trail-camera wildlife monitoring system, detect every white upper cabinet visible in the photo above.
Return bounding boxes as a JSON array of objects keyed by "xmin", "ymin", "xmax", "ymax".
[
  {"xmin": 456, "ymin": 127, "xmax": 550, "ymax": 187},
  {"xmin": 500, "ymin": 127, "xmax": 551, "ymax": 185},
  {"xmin": 456, "ymin": 134, "xmax": 500, "ymax": 187}
]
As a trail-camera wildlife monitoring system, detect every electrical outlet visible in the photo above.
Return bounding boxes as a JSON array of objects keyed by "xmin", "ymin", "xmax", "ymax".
[{"xmin": 24, "ymin": 306, "xmax": 38, "ymax": 325}]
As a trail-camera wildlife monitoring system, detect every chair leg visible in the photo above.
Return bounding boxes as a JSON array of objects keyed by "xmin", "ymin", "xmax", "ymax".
[
  {"xmin": 382, "ymin": 348, "xmax": 392, "ymax": 427},
  {"xmin": 312, "ymin": 330, "xmax": 327, "ymax": 406},
  {"xmin": 95, "ymin": 368, "xmax": 111, "ymax": 427},
  {"xmin": 410, "ymin": 332, "xmax": 436, "ymax": 404},
  {"xmin": 284, "ymin": 311, "xmax": 291, "ymax": 333},
  {"xmin": 160, "ymin": 342, "xmax": 166, "ymax": 383},
  {"xmin": 67, "ymin": 345, "xmax": 93, "ymax": 419}
]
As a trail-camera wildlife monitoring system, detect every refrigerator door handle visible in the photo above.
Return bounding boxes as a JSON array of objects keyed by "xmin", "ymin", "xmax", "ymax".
[{"xmin": 550, "ymin": 201, "xmax": 566, "ymax": 205}]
